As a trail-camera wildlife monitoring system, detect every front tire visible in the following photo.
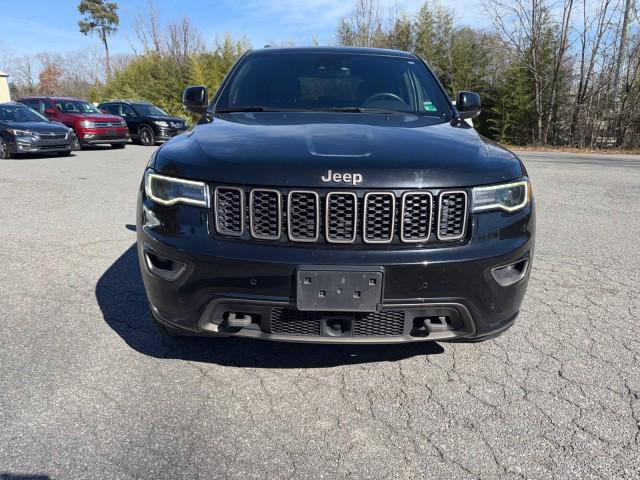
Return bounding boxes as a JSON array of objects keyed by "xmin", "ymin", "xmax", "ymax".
[
  {"xmin": 0, "ymin": 138, "xmax": 12, "ymax": 159},
  {"xmin": 69, "ymin": 132, "xmax": 81, "ymax": 151},
  {"xmin": 139, "ymin": 126, "xmax": 155, "ymax": 146}
]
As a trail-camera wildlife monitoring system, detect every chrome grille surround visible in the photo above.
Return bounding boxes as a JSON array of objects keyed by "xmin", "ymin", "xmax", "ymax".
[
  {"xmin": 214, "ymin": 186, "xmax": 244, "ymax": 236},
  {"xmin": 211, "ymin": 186, "xmax": 469, "ymax": 244},
  {"xmin": 362, "ymin": 192, "xmax": 396, "ymax": 244},
  {"xmin": 249, "ymin": 188, "xmax": 282, "ymax": 240},
  {"xmin": 437, "ymin": 190, "xmax": 468, "ymax": 241},
  {"xmin": 325, "ymin": 191, "xmax": 358, "ymax": 243},
  {"xmin": 400, "ymin": 191, "xmax": 433, "ymax": 243}
]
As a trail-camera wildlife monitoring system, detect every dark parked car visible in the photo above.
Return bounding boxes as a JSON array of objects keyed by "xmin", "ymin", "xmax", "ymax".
[
  {"xmin": 138, "ymin": 47, "xmax": 535, "ymax": 344},
  {"xmin": 17, "ymin": 96, "xmax": 129, "ymax": 149},
  {"xmin": 0, "ymin": 102, "xmax": 73, "ymax": 158},
  {"xmin": 98, "ymin": 100, "xmax": 187, "ymax": 146}
]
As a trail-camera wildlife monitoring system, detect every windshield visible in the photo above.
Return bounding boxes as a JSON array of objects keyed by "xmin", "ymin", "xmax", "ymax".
[
  {"xmin": 55, "ymin": 101, "xmax": 101, "ymax": 114},
  {"xmin": 132, "ymin": 103, "xmax": 169, "ymax": 117},
  {"xmin": 216, "ymin": 52, "xmax": 451, "ymax": 117},
  {"xmin": 0, "ymin": 104, "xmax": 48, "ymax": 122}
]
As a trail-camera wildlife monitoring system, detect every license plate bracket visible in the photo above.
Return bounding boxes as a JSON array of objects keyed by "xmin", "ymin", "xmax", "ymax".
[{"xmin": 296, "ymin": 267, "xmax": 384, "ymax": 312}]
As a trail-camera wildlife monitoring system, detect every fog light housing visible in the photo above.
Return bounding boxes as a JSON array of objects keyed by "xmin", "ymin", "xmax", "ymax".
[
  {"xmin": 144, "ymin": 248, "xmax": 187, "ymax": 281},
  {"xmin": 491, "ymin": 258, "xmax": 529, "ymax": 287}
]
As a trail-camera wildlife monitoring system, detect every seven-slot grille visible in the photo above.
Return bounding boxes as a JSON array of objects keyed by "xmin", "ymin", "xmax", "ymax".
[{"xmin": 212, "ymin": 187, "xmax": 468, "ymax": 244}]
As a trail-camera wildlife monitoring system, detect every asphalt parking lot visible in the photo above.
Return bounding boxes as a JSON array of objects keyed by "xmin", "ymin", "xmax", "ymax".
[{"xmin": 1, "ymin": 145, "xmax": 639, "ymax": 479}]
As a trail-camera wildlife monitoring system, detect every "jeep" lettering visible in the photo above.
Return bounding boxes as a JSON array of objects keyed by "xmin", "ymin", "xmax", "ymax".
[{"xmin": 321, "ymin": 169, "xmax": 363, "ymax": 186}]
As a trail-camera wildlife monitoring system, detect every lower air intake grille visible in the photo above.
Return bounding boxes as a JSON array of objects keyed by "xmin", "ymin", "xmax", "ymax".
[
  {"xmin": 353, "ymin": 311, "xmax": 405, "ymax": 336},
  {"xmin": 270, "ymin": 309, "xmax": 321, "ymax": 336},
  {"xmin": 214, "ymin": 187, "xmax": 244, "ymax": 236},
  {"xmin": 269, "ymin": 309, "xmax": 406, "ymax": 337},
  {"xmin": 438, "ymin": 191, "xmax": 467, "ymax": 240}
]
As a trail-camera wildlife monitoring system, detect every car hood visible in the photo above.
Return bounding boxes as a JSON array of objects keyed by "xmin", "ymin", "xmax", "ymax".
[
  {"xmin": 153, "ymin": 112, "xmax": 523, "ymax": 189},
  {"xmin": 2, "ymin": 121, "xmax": 70, "ymax": 133},
  {"xmin": 145, "ymin": 115, "xmax": 186, "ymax": 125},
  {"xmin": 67, "ymin": 113, "xmax": 123, "ymax": 123}
]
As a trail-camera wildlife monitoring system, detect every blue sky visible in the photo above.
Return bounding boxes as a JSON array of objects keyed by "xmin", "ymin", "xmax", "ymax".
[{"xmin": 0, "ymin": 0, "xmax": 487, "ymax": 55}]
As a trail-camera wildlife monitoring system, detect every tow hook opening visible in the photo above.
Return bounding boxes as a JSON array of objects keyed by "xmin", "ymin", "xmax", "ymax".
[
  {"xmin": 144, "ymin": 249, "xmax": 186, "ymax": 281},
  {"xmin": 491, "ymin": 258, "xmax": 529, "ymax": 287},
  {"xmin": 411, "ymin": 316, "xmax": 452, "ymax": 337},
  {"xmin": 223, "ymin": 312, "xmax": 255, "ymax": 328},
  {"xmin": 321, "ymin": 316, "xmax": 353, "ymax": 337}
]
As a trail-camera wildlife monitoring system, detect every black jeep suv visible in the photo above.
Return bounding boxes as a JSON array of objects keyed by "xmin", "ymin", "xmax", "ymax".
[
  {"xmin": 98, "ymin": 100, "xmax": 187, "ymax": 146},
  {"xmin": 137, "ymin": 47, "xmax": 535, "ymax": 343}
]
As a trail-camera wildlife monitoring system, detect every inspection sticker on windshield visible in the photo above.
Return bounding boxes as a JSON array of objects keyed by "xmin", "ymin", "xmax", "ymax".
[{"xmin": 423, "ymin": 101, "xmax": 437, "ymax": 112}]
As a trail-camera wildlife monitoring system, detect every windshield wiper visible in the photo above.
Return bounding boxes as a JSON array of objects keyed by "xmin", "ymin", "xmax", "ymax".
[
  {"xmin": 312, "ymin": 107, "xmax": 407, "ymax": 114},
  {"xmin": 216, "ymin": 106, "xmax": 271, "ymax": 113}
]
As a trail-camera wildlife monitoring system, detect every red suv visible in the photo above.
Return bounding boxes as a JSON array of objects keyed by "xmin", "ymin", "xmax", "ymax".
[{"xmin": 17, "ymin": 97, "xmax": 129, "ymax": 149}]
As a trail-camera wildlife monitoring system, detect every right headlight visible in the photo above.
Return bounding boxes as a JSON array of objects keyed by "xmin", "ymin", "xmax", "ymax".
[
  {"xmin": 472, "ymin": 178, "xmax": 531, "ymax": 213},
  {"xmin": 80, "ymin": 120, "xmax": 95, "ymax": 128},
  {"xmin": 7, "ymin": 128, "xmax": 37, "ymax": 137},
  {"xmin": 144, "ymin": 170, "xmax": 209, "ymax": 207}
]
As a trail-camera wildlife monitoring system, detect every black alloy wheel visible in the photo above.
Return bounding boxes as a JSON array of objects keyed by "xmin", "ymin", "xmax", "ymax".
[{"xmin": 139, "ymin": 126, "xmax": 155, "ymax": 146}]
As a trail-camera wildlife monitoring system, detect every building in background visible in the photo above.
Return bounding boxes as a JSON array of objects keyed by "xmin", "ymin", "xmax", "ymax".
[{"xmin": 0, "ymin": 72, "xmax": 10, "ymax": 102}]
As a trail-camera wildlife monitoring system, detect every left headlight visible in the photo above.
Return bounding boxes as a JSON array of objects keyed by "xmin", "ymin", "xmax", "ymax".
[
  {"xmin": 154, "ymin": 120, "xmax": 169, "ymax": 128},
  {"xmin": 472, "ymin": 178, "xmax": 531, "ymax": 213},
  {"xmin": 7, "ymin": 129, "xmax": 37, "ymax": 137},
  {"xmin": 144, "ymin": 170, "xmax": 209, "ymax": 207}
]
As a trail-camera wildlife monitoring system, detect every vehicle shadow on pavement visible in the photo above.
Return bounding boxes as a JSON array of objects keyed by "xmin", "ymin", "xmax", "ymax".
[{"xmin": 96, "ymin": 244, "xmax": 445, "ymax": 368}]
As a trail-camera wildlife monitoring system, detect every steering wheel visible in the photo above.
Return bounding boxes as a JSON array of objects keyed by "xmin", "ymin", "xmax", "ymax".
[{"xmin": 364, "ymin": 92, "xmax": 405, "ymax": 104}]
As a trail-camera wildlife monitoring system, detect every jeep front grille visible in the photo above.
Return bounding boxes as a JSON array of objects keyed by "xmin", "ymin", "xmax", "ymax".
[
  {"xmin": 438, "ymin": 191, "xmax": 467, "ymax": 240},
  {"xmin": 214, "ymin": 187, "xmax": 244, "ymax": 236},
  {"xmin": 326, "ymin": 192, "xmax": 357, "ymax": 243},
  {"xmin": 401, "ymin": 192, "xmax": 433, "ymax": 242},
  {"xmin": 212, "ymin": 186, "xmax": 468, "ymax": 244},
  {"xmin": 250, "ymin": 189, "xmax": 281, "ymax": 240},
  {"xmin": 363, "ymin": 192, "xmax": 395, "ymax": 243},
  {"xmin": 288, "ymin": 191, "xmax": 320, "ymax": 242}
]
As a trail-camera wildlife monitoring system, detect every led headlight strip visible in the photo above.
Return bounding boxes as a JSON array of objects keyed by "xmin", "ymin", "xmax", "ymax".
[
  {"xmin": 144, "ymin": 170, "xmax": 209, "ymax": 207},
  {"xmin": 472, "ymin": 179, "xmax": 531, "ymax": 213}
]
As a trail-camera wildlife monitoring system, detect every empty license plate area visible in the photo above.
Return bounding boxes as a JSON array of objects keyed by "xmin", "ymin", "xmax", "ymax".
[{"xmin": 296, "ymin": 267, "xmax": 384, "ymax": 312}]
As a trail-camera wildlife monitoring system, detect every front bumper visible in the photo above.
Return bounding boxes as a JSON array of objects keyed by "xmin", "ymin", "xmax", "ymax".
[
  {"xmin": 9, "ymin": 136, "xmax": 72, "ymax": 154},
  {"xmin": 136, "ymin": 191, "xmax": 535, "ymax": 343},
  {"xmin": 79, "ymin": 130, "xmax": 129, "ymax": 145},
  {"xmin": 155, "ymin": 127, "xmax": 187, "ymax": 141}
]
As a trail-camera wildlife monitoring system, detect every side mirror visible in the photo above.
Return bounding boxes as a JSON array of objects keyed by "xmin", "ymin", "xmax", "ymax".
[
  {"xmin": 456, "ymin": 91, "xmax": 481, "ymax": 119},
  {"xmin": 44, "ymin": 108, "xmax": 56, "ymax": 117},
  {"xmin": 183, "ymin": 86, "xmax": 208, "ymax": 115},
  {"xmin": 100, "ymin": 108, "xmax": 108, "ymax": 114}
]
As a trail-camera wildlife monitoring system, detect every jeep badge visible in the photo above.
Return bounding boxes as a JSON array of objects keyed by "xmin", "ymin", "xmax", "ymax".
[{"xmin": 321, "ymin": 169, "xmax": 363, "ymax": 186}]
